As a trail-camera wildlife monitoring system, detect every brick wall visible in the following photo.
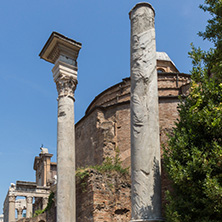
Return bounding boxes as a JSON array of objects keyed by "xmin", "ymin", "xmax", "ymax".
[
  {"xmin": 76, "ymin": 169, "xmax": 131, "ymax": 222},
  {"xmin": 76, "ymin": 73, "xmax": 190, "ymax": 170}
]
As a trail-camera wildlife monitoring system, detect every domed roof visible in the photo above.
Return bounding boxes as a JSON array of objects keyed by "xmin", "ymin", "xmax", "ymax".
[
  {"xmin": 157, "ymin": 51, "xmax": 173, "ymax": 62},
  {"xmin": 156, "ymin": 52, "xmax": 178, "ymax": 72}
]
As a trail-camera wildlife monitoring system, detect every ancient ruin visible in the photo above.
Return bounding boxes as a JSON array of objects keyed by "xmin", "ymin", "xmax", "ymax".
[
  {"xmin": 3, "ymin": 148, "xmax": 56, "ymax": 222},
  {"xmin": 3, "ymin": 51, "xmax": 190, "ymax": 222},
  {"xmin": 3, "ymin": 2, "xmax": 192, "ymax": 222}
]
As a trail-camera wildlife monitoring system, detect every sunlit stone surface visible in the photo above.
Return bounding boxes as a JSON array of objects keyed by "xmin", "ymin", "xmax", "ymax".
[{"xmin": 129, "ymin": 3, "xmax": 163, "ymax": 221}]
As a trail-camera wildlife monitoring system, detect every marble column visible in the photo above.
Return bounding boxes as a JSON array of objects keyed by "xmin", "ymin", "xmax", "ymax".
[
  {"xmin": 17, "ymin": 208, "xmax": 23, "ymax": 220},
  {"xmin": 8, "ymin": 195, "xmax": 15, "ymax": 222},
  {"xmin": 129, "ymin": 3, "xmax": 163, "ymax": 221},
  {"xmin": 26, "ymin": 196, "xmax": 33, "ymax": 218},
  {"xmin": 39, "ymin": 32, "xmax": 81, "ymax": 222}
]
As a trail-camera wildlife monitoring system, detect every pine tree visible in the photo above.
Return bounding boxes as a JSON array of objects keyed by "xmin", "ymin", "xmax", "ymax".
[{"xmin": 164, "ymin": 1, "xmax": 222, "ymax": 221}]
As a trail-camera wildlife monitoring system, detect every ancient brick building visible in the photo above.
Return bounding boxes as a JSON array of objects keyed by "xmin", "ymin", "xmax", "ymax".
[
  {"xmin": 3, "ymin": 148, "xmax": 56, "ymax": 222},
  {"xmin": 3, "ymin": 52, "xmax": 190, "ymax": 222},
  {"xmin": 74, "ymin": 52, "xmax": 190, "ymax": 221},
  {"xmin": 76, "ymin": 52, "xmax": 190, "ymax": 169}
]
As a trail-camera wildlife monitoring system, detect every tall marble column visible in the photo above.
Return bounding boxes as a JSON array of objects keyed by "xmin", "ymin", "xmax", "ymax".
[
  {"xmin": 129, "ymin": 3, "xmax": 163, "ymax": 221},
  {"xmin": 26, "ymin": 196, "xmax": 33, "ymax": 218},
  {"xmin": 8, "ymin": 195, "xmax": 15, "ymax": 222},
  {"xmin": 39, "ymin": 32, "xmax": 82, "ymax": 222}
]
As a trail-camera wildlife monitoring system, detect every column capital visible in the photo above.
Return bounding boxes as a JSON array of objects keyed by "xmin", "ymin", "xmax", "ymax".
[
  {"xmin": 17, "ymin": 207, "xmax": 23, "ymax": 212},
  {"xmin": 8, "ymin": 195, "xmax": 16, "ymax": 203},
  {"xmin": 56, "ymin": 76, "xmax": 77, "ymax": 99},
  {"xmin": 17, "ymin": 207, "xmax": 23, "ymax": 218},
  {"xmin": 39, "ymin": 32, "xmax": 81, "ymax": 100},
  {"xmin": 26, "ymin": 196, "xmax": 33, "ymax": 204},
  {"xmin": 53, "ymin": 62, "xmax": 78, "ymax": 100}
]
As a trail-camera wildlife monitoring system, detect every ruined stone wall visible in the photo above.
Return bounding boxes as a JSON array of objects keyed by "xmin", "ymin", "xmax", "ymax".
[
  {"xmin": 76, "ymin": 169, "xmax": 131, "ymax": 222},
  {"xmin": 75, "ymin": 109, "xmax": 105, "ymax": 168},
  {"xmin": 76, "ymin": 102, "xmax": 131, "ymax": 169}
]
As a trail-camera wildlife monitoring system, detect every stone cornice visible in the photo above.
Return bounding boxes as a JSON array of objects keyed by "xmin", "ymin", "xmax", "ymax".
[
  {"xmin": 8, "ymin": 195, "xmax": 16, "ymax": 203},
  {"xmin": 39, "ymin": 32, "xmax": 82, "ymax": 64}
]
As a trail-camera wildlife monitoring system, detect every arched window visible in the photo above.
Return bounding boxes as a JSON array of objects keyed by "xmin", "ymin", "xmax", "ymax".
[{"xmin": 157, "ymin": 68, "xmax": 165, "ymax": 73}]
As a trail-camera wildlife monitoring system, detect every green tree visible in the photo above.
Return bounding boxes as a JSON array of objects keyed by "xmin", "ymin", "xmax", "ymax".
[{"xmin": 164, "ymin": 1, "xmax": 222, "ymax": 221}]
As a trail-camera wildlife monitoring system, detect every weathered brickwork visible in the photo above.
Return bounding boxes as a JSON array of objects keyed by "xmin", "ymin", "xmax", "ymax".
[
  {"xmin": 76, "ymin": 73, "xmax": 190, "ymax": 170},
  {"xmin": 76, "ymin": 170, "xmax": 131, "ymax": 222}
]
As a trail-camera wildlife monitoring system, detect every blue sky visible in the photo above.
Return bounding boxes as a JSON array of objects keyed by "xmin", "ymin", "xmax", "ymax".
[{"xmin": 0, "ymin": 0, "xmax": 212, "ymax": 213}]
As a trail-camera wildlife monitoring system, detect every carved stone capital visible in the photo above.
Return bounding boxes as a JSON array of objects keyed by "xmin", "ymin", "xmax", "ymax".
[
  {"xmin": 8, "ymin": 195, "xmax": 16, "ymax": 203},
  {"xmin": 55, "ymin": 74, "xmax": 78, "ymax": 100},
  {"xmin": 17, "ymin": 207, "xmax": 23, "ymax": 215},
  {"xmin": 26, "ymin": 196, "xmax": 33, "ymax": 204}
]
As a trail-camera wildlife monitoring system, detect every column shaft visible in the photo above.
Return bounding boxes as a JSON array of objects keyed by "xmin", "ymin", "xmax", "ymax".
[
  {"xmin": 8, "ymin": 196, "xmax": 15, "ymax": 222},
  {"xmin": 26, "ymin": 196, "xmax": 33, "ymax": 218},
  {"xmin": 129, "ymin": 3, "xmax": 162, "ymax": 221},
  {"xmin": 57, "ymin": 96, "xmax": 76, "ymax": 222},
  {"xmin": 40, "ymin": 32, "xmax": 81, "ymax": 222}
]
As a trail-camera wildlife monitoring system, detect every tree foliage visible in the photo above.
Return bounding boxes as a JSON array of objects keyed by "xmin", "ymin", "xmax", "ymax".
[{"xmin": 164, "ymin": 1, "xmax": 222, "ymax": 221}]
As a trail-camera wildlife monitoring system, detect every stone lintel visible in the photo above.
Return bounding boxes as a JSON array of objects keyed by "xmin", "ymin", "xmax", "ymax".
[
  {"xmin": 39, "ymin": 32, "xmax": 82, "ymax": 64},
  {"xmin": 16, "ymin": 181, "xmax": 37, "ymax": 190},
  {"xmin": 13, "ymin": 192, "xmax": 49, "ymax": 198},
  {"xmin": 11, "ymin": 181, "xmax": 50, "ymax": 198},
  {"xmin": 129, "ymin": 2, "xmax": 155, "ymax": 18}
]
